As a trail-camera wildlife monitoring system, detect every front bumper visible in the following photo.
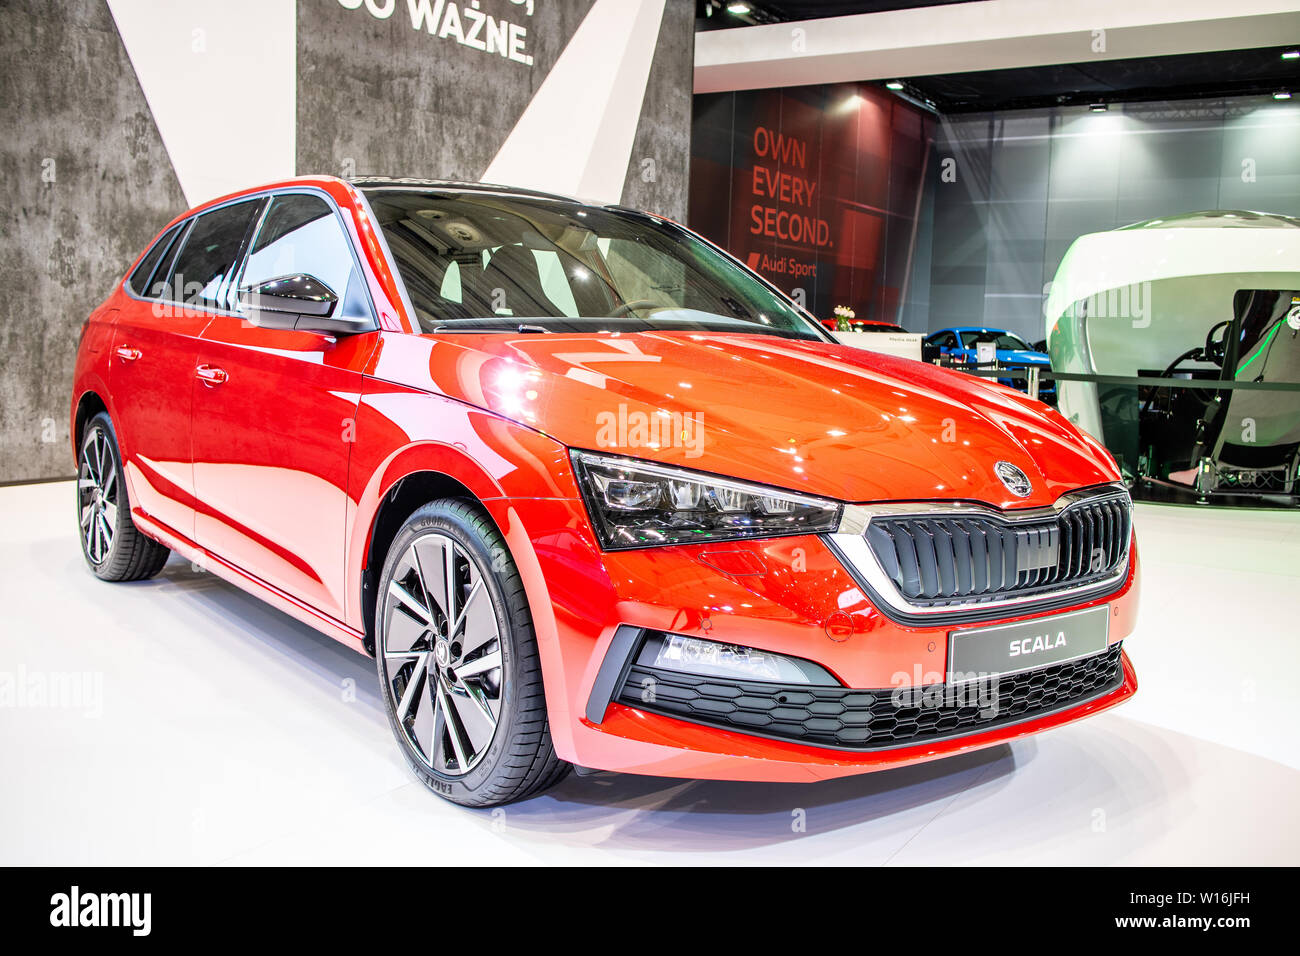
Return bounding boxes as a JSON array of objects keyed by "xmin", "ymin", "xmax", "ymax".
[
  {"xmin": 612, "ymin": 639, "xmax": 1124, "ymax": 752},
  {"xmin": 487, "ymin": 497, "xmax": 1140, "ymax": 783},
  {"xmin": 593, "ymin": 651, "xmax": 1136, "ymax": 782}
]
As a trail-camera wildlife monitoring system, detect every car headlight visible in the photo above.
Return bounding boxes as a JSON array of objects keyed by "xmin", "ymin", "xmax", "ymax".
[{"xmin": 570, "ymin": 450, "xmax": 842, "ymax": 550}]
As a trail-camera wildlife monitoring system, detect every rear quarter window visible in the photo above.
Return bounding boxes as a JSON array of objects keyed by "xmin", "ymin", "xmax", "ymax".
[{"xmin": 127, "ymin": 221, "xmax": 185, "ymax": 297}]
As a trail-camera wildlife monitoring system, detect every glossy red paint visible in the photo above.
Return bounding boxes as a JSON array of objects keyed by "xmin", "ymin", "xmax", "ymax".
[{"xmin": 72, "ymin": 176, "xmax": 1138, "ymax": 784}]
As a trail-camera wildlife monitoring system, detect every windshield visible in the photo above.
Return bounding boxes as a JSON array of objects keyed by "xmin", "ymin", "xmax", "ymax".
[
  {"xmin": 362, "ymin": 188, "xmax": 827, "ymax": 341},
  {"xmin": 960, "ymin": 330, "xmax": 1031, "ymax": 351}
]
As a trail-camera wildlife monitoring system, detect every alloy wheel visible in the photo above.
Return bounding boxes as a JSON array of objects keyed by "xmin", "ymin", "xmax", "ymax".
[
  {"xmin": 78, "ymin": 426, "xmax": 118, "ymax": 565},
  {"xmin": 380, "ymin": 532, "xmax": 505, "ymax": 776}
]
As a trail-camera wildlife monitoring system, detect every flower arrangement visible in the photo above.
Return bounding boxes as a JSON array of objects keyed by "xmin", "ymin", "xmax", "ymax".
[{"xmin": 832, "ymin": 304, "xmax": 856, "ymax": 331}]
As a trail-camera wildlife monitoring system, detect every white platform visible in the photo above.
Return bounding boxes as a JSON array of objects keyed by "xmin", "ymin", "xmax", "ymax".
[{"xmin": 2, "ymin": 480, "xmax": 1297, "ymax": 865}]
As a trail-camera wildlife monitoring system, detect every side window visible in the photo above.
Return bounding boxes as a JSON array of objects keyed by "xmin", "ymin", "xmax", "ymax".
[
  {"xmin": 160, "ymin": 200, "xmax": 261, "ymax": 311},
  {"xmin": 240, "ymin": 194, "xmax": 372, "ymax": 322},
  {"xmin": 128, "ymin": 221, "xmax": 185, "ymax": 296}
]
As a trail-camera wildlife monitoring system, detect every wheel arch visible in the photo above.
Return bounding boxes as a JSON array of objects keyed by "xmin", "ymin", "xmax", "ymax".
[
  {"xmin": 72, "ymin": 390, "xmax": 109, "ymax": 457},
  {"xmin": 359, "ymin": 468, "xmax": 491, "ymax": 654}
]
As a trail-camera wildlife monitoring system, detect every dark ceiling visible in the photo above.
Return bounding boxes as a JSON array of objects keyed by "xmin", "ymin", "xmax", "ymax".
[
  {"xmin": 695, "ymin": 2, "xmax": 1299, "ymax": 112},
  {"xmin": 909, "ymin": 47, "xmax": 1300, "ymax": 113},
  {"xmin": 696, "ymin": 0, "xmax": 973, "ymax": 28}
]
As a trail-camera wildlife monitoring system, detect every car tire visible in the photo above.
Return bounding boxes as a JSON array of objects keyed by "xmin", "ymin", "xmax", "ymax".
[
  {"xmin": 77, "ymin": 412, "xmax": 171, "ymax": 582},
  {"xmin": 375, "ymin": 498, "xmax": 569, "ymax": 807}
]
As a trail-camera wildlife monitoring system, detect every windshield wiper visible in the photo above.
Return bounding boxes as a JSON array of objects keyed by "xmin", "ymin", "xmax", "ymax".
[{"xmin": 431, "ymin": 322, "xmax": 553, "ymax": 333}]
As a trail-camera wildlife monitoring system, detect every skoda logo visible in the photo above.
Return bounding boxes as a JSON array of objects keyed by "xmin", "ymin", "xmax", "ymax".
[
  {"xmin": 434, "ymin": 639, "xmax": 451, "ymax": 668},
  {"xmin": 994, "ymin": 461, "xmax": 1033, "ymax": 497}
]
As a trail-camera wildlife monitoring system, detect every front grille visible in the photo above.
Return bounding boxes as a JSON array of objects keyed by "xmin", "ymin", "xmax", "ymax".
[
  {"xmin": 615, "ymin": 644, "xmax": 1124, "ymax": 751},
  {"xmin": 863, "ymin": 493, "xmax": 1131, "ymax": 608}
]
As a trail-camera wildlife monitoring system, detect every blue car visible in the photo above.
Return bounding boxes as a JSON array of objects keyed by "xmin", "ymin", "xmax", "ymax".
[{"xmin": 924, "ymin": 327, "xmax": 1055, "ymax": 402}]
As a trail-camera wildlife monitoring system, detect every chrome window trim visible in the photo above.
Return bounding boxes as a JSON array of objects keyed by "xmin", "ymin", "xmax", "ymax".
[{"xmin": 828, "ymin": 483, "xmax": 1132, "ymax": 618}]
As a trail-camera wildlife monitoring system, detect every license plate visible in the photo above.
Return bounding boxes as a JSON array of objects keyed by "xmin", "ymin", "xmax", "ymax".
[{"xmin": 947, "ymin": 606, "xmax": 1110, "ymax": 684}]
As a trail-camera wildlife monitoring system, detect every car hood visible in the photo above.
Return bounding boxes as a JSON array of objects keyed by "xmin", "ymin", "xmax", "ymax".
[
  {"xmin": 998, "ymin": 349, "xmax": 1051, "ymax": 365},
  {"xmin": 408, "ymin": 331, "xmax": 1117, "ymax": 509}
]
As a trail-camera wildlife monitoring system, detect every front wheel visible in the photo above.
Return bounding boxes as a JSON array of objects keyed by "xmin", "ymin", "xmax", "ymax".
[{"xmin": 375, "ymin": 499, "xmax": 568, "ymax": 807}]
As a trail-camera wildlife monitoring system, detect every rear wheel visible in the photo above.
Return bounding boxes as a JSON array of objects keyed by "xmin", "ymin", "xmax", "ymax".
[
  {"xmin": 375, "ymin": 499, "xmax": 568, "ymax": 807},
  {"xmin": 77, "ymin": 412, "xmax": 171, "ymax": 581}
]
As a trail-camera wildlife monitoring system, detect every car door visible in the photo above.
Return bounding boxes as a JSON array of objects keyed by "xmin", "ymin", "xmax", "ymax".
[
  {"xmin": 109, "ymin": 201, "xmax": 262, "ymax": 539},
  {"xmin": 190, "ymin": 192, "xmax": 378, "ymax": 620}
]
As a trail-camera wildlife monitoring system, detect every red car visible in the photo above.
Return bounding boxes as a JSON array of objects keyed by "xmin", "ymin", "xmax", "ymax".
[{"xmin": 71, "ymin": 177, "xmax": 1139, "ymax": 807}]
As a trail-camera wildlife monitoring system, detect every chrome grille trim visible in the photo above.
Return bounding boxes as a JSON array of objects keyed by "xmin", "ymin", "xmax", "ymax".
[{"xmin": 827, "ymin": 483, "xmax": 1133, "ymax": 618}]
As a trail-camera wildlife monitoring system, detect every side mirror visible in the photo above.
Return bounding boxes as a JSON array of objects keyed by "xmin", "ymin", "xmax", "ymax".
[{"xmin": 238, "ymin": 275, "xmax": 372, "ymax": 335}]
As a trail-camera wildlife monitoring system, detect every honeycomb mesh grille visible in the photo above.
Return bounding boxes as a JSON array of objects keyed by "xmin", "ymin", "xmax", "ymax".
[
  {"xmin": 864, "ymin": 494, "xmax": 1131, "ymax": 608},
  {"xmin": 615, "ymin": 644, "xmax": 1123, "ymax": 752}
]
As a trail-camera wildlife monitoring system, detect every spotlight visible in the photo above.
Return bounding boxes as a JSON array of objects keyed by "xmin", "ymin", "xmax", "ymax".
[
  {"xmin": 1275, "ymin": 90, "xmax": 1293, "ymax": 100},
  {"xmin": 1281, "ymin": 51, "xmax": 1299, "ymax": 60},
  {"xmin": 885, "ymin": 80, "xmax": 905, "ymax": 91},
  {"xmin": 726, "ymin": 2, "xmax": 751, "ymax": 12},
  {"xmin": 1089, "ymin": 102, "xmax": 1108, "ymax": 112}
]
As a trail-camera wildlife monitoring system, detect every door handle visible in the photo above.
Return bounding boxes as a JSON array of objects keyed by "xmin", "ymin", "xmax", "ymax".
[
  {"xmin": 114, "ymin": 346, "xmax": 142, "ymax": 362},
  {"xmin": 195, "ymin": 364, "xmax": 228, "ymax": 386}
]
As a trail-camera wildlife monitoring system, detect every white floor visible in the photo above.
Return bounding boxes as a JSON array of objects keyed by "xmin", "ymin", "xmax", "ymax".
[{"xmin": 2, "ymin": 480, "xmax": 1298, "ymax": 865}]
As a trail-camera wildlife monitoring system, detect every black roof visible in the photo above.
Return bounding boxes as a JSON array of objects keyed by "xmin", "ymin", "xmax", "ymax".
[{"xmin": 348, "ymin": 177, "xmax": 584, "ymax": 205}]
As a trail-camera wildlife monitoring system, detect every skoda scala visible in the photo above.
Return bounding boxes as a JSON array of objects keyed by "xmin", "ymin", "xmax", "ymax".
[{"xmin": 71, "ymin": 177, "xmax": 1138, "ymax": 806}]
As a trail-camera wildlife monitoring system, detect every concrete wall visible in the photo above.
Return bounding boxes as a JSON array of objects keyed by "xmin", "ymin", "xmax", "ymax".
[
  {"xmin": 1, "ymin": 0, "xmax": 693, "ymax": 483},
  {"xmin": 296, "ymin": 0, "xmax": 692, "ymax": 220},
  {"xmin": 296, "ymin": 0, "xmax": 596, "ymax": 185},
  {"xmin": 0, "ymin": 0, "xmax": 187, "ymax": 483},
  {"xmin": 619, "ymin": 0, "xmax": 693, "ymax": 218}
]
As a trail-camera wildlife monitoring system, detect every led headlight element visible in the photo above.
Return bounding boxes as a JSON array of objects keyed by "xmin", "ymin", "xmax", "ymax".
[
  {"xmin": 571, "ymin": 450, "xmax": 842, "ymax": 550},
  {"xmin": 640, "ymin": 633, "xmax": 837, "ymax": 685}
]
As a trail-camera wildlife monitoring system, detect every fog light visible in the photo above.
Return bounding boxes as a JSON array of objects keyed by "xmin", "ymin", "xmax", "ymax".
[{"xmin": 648, "ymin": 633, "xmax": 833, "ymax": 684}]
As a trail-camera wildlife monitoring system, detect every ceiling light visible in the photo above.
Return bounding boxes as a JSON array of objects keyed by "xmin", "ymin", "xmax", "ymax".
[
  {"xmin": 726, "ymin": 2, "xmax": 751, "ymax": 13},
  {"xmin": 885, "ymin": 80, "xmax": 904, "ymax": 91},
  {"xmin": 1274, "ymin": 90, "xmax": 1292, "ymax": 100},
  {"xmin": 1089, "ymin": 102, "xmax": 1108, "ymax": 112},
  {"xmin": 1281, "ymin": 51, "xmax": 1299, "ymax": 60}
]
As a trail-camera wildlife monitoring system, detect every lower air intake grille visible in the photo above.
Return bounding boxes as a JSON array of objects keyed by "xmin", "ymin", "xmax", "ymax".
[
  {"xmin": 863, "ymin": 492, "xmax": 1131, "ymax": 608},
  {"xmin": 615, "ymin": 644, "xmax": 1123, "ymax": 751}
]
